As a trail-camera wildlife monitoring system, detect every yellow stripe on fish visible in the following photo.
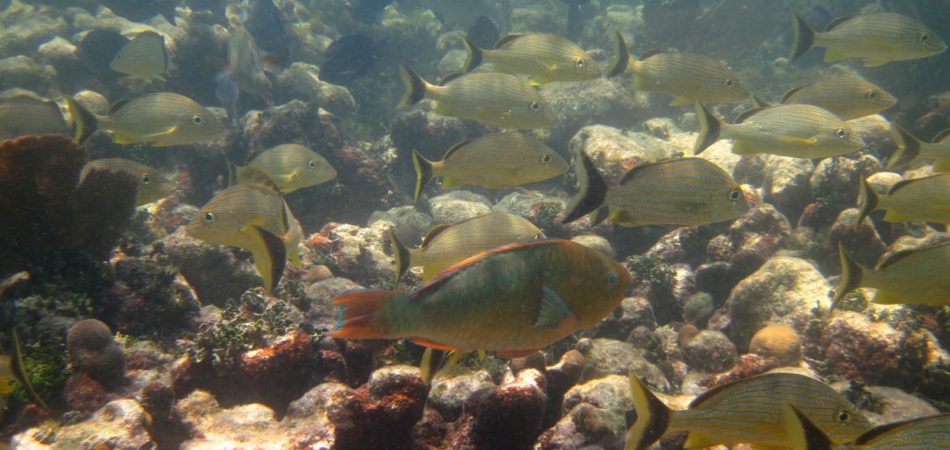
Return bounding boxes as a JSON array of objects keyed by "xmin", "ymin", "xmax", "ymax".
[
  {"xmin": 781, "ymin": 74, "xmax": 896, "ymax": 120},
  {"xmin": 832, "ymin": 241, "xmax": 950, "ymax": 310},
  {"xmin": 462, "ymin": 33, "xmax": 601, "ymax": 84}
]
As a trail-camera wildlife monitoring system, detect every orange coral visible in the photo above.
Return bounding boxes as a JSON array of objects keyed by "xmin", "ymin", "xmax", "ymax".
[{"xmin": 749, "ymin": 323, "xmax": 803, "ymax": 367}]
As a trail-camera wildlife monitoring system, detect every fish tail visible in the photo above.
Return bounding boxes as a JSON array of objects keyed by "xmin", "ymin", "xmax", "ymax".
[
  {"xmin": 247, "ymin": 224, "xmax": 287, "ymax": 295},
  {"xmin": 420, "ymin": 347, "xmax": 448, "ymax": 384},
  {"xmin": 412, "ymin": 149, "xmax": 435, "ymax": 203},
  {"xmin": 830, "ymin": 243, "xmax": 865, "ymax": 315},
  {"xmin": 693, "ymin": 101, "xmax": 721, "ymax": 155},
  {"xmin": 561, "ymin": 151, "xmax": 608, "ymax": 224},
  {"xmin": 625, "ymin": 375, "xmax": 671, "ymax": 450},
  {"xmin": 389, "ymin": 228, "xmax": 411, "ymax": 287},
  {"xmin": 66, "ymin": 96, "xmax": 98, "ymax": 145},
  {"xmin": 789, "ymin": 14, "xmax": 815, "ymax": 61},
  {"xmin": 606, "ymin": 31, "xmax": 631, "ymax": 78},
  {"xmin": 462, "ymin": 36, "xmax": 483, "ymax": 72},
  {"xmin": 782, "ymin": 404, "xmax": 834, "ymax": 450},
  {"xmin": 854, "ymin": 177, "xmax": 879, "ymax": 230},
  {"xmin": 328, "ymin": 289, "xmax": 401, "ymax": 339},
  {"xmin": 398, "ymin": 63, "xmax": 429, "ymax": 108},
  {"xmin": 886, "ymin": 125, "xmax": 920, "ymax": 169}
]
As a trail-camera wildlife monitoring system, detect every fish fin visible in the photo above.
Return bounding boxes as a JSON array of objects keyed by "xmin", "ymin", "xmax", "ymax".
[
  {"xmin": 776, "ymin": 135, "xmax": 818, "ymax": 146},
  {"xmin": 66, "ymin": 96, "xmax": 98, "ymax": 145},
  {"xmin": 590, "ymin": 206, "xmax": 609, "ymax": 226},
  {"xmin": 139, "ymin": 125, "xmax": 179, "ymax": 142},
  {"xmin": 862, "ymin": 58, "xmax": 890, "ymax": 68},
  {"xmin": 389, "ymin": 228, "xmax": 411, "ymax": 287},
  {"xmin": 882, "ymin": 210, "xmax": 910, "ymax": 222},
  {"xmin": 854, "ymin": 177, "xmax": 879, "ymax": 228},
  {"xmin": 497, "ymin": 349, "xmax": 540, "ymax": 358},
  {"xmin": 632, "ymin": 75, "xmax": 648, "ymax": 91},
  {"xmin": 440, "ymin": 176, "xmax": 460, "ymax": 189},
  {"xmin": 420, "ymin": 223, "xmax": 452, "ymax": 247},
  {"xmin": 561, "ymin": 151, "xmax": 608, "ymax": 224},
  {"xmin": 831, "ymin": 243, "xmax": 867, "ymax": 314},
  {"xmin": 244, "ymin": 224, "xmax": 287, "ymax": 295},
  {"xmin": 871, "ymin": 290, "xmax": 904, "ymax": 305},
  {"xmin": 398, "ymin": 63, "xmax": 430, "ymax": 107},
  {"xmin": 935, "ymin": 159, "xmax": 950, "ymax": 172},
  {"xmin": 626, "ymin": 375, "xmax": 671, "ymax": 450},
  {"xmin": 668, "ymin": 97, "xmax": 691, "ymax": 106},
  {"xmin": 527, "ymin": 77, "xmax": 543, "ymax": 87},
  {"xmin": 420, "ymin": 348, "xmax": 446, "ymax": 384},
  {"xmin": 933, "ymin": 128, "xmax": 950, "ymax": 143},
  {"xmin": 608, "ymin": 209, "xmax": 636, "ymax": 225},
  {"xmin": 780, "ymin": 85, "xmax": 807, "ymax": 103},
  {"xmin": 411, "ymin": 149, "xmax": 435, "ymax": 203},
  {"xmin": 823, "ymin": 48, "xmax": 846, "ymax": 63},
  {"xmin": 288, "ymin": 246, "xmax": 302, "ymax": 270},
  {"xmin": 237, "ymin": 166, "xmax": 282, "ymax": 193},
  {"xmin": 436, "ymin": 72, "xmax": 464, "ymax": 86},
  {"xmin": 783, "ymin": 404, "xmax": 834, "ymax": 450},
  {"xmin": 533, "ymin": 286, "xmax": 573, "ymax": 328},
  {"xmin": 606, "ymin": 31, "xmax": 630, "ymax": 78},
  {"xmin": 108, "ymin": 99, "xmax": 132, "ymax": 115},
  {"xmin": 887, "ymin": 124, "xmax": 921, "ymax": 168},
  {"xmin": 789, "ymin": 14, "xmax": 815, "ymax": 61},
  {"xmin": 752, "ymin": 93, "xmax": 771, "ymax": 108},
  {"xmin": 734, "ymin": 106, "xmax": 767, "ymax": 124},
  {"xmin": 824, "ymin": 16, "xmax": 853, "ymax": 31},
  {"xmin": 461, "ymin": 36, "xmax": 483, "ymax": 72},
  {"xmin": 477, "ymin": 349, "xmax": 486, "ymax": 361},
  {"xmin": 410, "ymin": 336, "xmax": 457, "ymax": 351},
  {"xmin": 683, "ymin": 432, "xmax": 718, "ymax": 449},
  {"xmin": 694, "ymin": 101, "xmax": 722, "ymax": 154},
  {"xmin": 732, "ymin": 141, "xmax": 759, "ymax": 155},
  {"xmin": 442, "ymin": 139, "xmax": 473, "ymax": 160},
  {"xmin": 329, "ymin": 289, "xmax": 402, "ymax": 339},
  {"xmin": 493, "ymin": 33, "xmax": 525, "ymax": 49}
]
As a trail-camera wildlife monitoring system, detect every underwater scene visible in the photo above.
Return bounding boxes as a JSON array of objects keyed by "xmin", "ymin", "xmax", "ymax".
[{"xmin": 0, "ymin": 0, "xmax": 949, "ymax": 448}]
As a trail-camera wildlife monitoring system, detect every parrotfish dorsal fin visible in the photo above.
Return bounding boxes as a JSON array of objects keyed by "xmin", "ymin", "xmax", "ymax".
[
  {"xmin": 493, "ymin": 33, "xmax": 526, "ymax": 49},
  {"xmin": 824, "ymin": 16, "xmax": 854, "ymax": 32},
  {"xmin": 441, "ymin": 139, "xmax": 473, "ymax": 160},
  {"xmin": 420, "ymin": 223, "xmax": 453, "ymax": 247}
]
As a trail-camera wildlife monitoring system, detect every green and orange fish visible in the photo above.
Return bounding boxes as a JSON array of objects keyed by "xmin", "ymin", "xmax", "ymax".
[{"xmin": 329, "ymin": 239, "xmax": 631, "ymax": 356}]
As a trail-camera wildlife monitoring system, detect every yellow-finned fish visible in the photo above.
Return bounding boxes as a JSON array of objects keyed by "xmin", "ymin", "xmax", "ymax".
[
  {"xmin": 832, "ymin": 241, "xmax": 950, "ymax": 310},
  {"xmin": 461, "ymin": 33, "xmax": 601, "ymax": 84},
  {"xmin": 0, "ymin": 94, "xmax": 70, "ymax": 141},
  {"xmin": 67, "ymin": 93, "xmax": 226, "ymax": 147},
  {"xmin": 411, "ymin": 132, "xmax": 567, "ymax": 202},
  {"xmin": 888, "ymin": 125, "xmax": 950, "ymax": 171},
  {"xmin": 781, "ymin": 74, "xmax": 896, "ymax": 121},
  {"xmin": 228, "ymin": 26, "xmax": 272, "ymax": 104},
  {"xmin": 398, "ymin": 63, "xmax": 557, "ymax": 129},
  {"xmin": 389, "ymin": 212, "xmax": 545, "ymax": 284},
  {"xmin": 694, "ymin": 102, "xmax": 865, "ymax": 158},
  {"xmin": 624, "ymin": 372, "xmax": 870, "ymax": 450},
  {"xmin": 239, "ymin": 144, "xmax": 337, "ymax": 193},
  {"xmin": 80, "ymin": 158, "xmax": 174, "ymax": 206},
  {"xmin": 855, "ymin": 174, "xmax": 950, "ymax": 225},
  {"xmin": 109, "ymin": 31, "xmax": 169, "ymax": 80},
  {"xmin": 607, "ymin": 33, "xmax": 750, "ymax": 106},
  {"xmin": 186, "ymin": 170, "xmax": 303, "ymax": 294},
  {"xmin": 562, "ymin": 152, "xmax": 748, "ymax": 227},
  {"xmin": 784, "ymin": 404, "xmax": 950, "ymax": 450},
  {"xmin": 790, "ymin": 12, "xmax": 947, "ymax": 67}
]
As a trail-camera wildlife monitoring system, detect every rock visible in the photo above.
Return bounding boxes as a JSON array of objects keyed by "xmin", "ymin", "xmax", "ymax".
[
  {"xmin": 67, "ymin": 319, "xmax": 125, "ymax": 387},
  {"xmin": 544, "ymin": 350, "xmax": 586, "ymax": 425},
  {"xmin": 588, "ymin": 297, "xmax": 657, "ymax": 341},
  {"xmin": 693, "ymin": 261, "xmax": 741, "ymax": 305},
  {"xmin": 12, "ymin": 399, "xmax": 154, "ymax": 449},
  {"xmin": 762, "ymin": 155, "xmax": 814, "ymax": 223},
  {"xmin": 302, "ymin": 277, "xmax": 362, "ymax": 331},
  {"xmin": 828, "ymin": 208, "xmax": 887, "ymax": 271},
  {"xmin": 73, "ymin": 90, "xmax": 110, "ymax": 115},
  {"xmin": 545, "ymin": 79, "xmax": 645, "ymax": 147},
  {"xmin": 427, "ymin": 367, "xmax": 495, "ymax": 421},
  {"xmin": 438, "ymin": 48, "xmax": 466, "ymax": 74},
  {"xmin": 389, "ymin": 109, "xmax": 488, "ymax": 164},
  {"xmin": 446, "ymin": 369, "xmax": 548, "ymax": 450},
  {"xmin": 493, "ymin": 190, "xmax": 567, "ymax": 234},
  {"xmin": 36, "ymin": 36, "xmax": 84, "ymax": 92},
  {"xmin": 562, "ymin": 374, "xmax": 632, "ymax": 414},
  {"xmin": 850, "ymin": 114, "xmax": 897, "ymax": 163},
  {"xmin": 681, "ymin": 330, "xmax": 737, "ymax": 373},
  {"xmin": 274, "ymin": 62, "xmax": 357, "ymax": 117},
  {"xmin": 863, "ymin": 385, "xmax": 940, "ymax": 426},
  {"xmin": 0, "ymin": 5, "xmax": 68, "ymax": 58},
  {"xmin": 177, "ymin": 390, "xmax": 287, "ymax": 447},
  {"xmin": 808, "ymin": 155, "xmax": 881, "ymax": 227},
  {"xmin": 368, "ymin": 205, "xmax": 433, "ymax": 247},
  {"xmin": 570, "ymin": 234, "xmax": 615, "ymax": 258},
  {"xmin": 575, "ymin": 338, "xmax": 670, "ymax": 392},
  {"xmin": 567, "ymin": 125, "xmax": 676, "ymax": 184},
  {"xmin": 749, "ymin": 323, "xmax": 803, "ymax": 367},
  {"xmin": 645, "ymin": 226, "xmax": 717, "ymax": 267},
  {"xmin": 706, "ymin": 202, "xmax": 792, "ymax": 278},
  {"xmin": 314, "ymin": 221, "xmax": 395, "ymax": 288},
  {"xmin": 0, "ymin": 55, "xmax": 57, "ymax": 96},
  {"xmin": 682, "ymin": 292, "xmax": 717, "ymax": 327},
  {"xmin": 426, "ymin": 190, "xmax": 492, "ymax": 224},
  {"xmin": 161, "ymin": 228, "xmax": 258, "ymax": 306},
  {"xmin": 537, "ymin": 402, "xmax": 627, "ymax": 450},
  {"xmin": 810, "ymin": 312, "xmax": 902, "ymax": 385}
]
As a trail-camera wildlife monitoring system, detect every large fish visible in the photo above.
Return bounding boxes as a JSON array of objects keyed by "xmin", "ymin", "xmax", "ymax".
[
  {"xmin": 109, "ymin": 31, "xmax": 169, "ymax": 81},
  {"xmin": 389, "ymin": 212, "xmax": 544, "ymax": 284},
  {"xmin": 398, "ymin": 63, "xmax": 557, "ymax": 129},
  {"xmin": 625, "ymin": 372, "xmax": 870, "ymax": 450},
  {"xmin": 239, "ymin": 144, "xmax": 336, "ymax": 194},
  {"xmin": 68, "ymin": 93, "xmax": 226, "ymax": 147},
  {"xmin": 888, "ymin": 125, "xmax": 950, "ymax": 171},
  {"xmin": 0, "ymin": 94, "xmax": 70, "ymax": 141},
  {"xmin": 781, "ymin": 74, "xmax": 896, "ymax": 121},
  {"xmin": 856, "ymin": 174, "xmax": 950, "ymax": 225},
  {"xmin": 784, "ymin": 404, "xmax": 950, "ymax": 450},
  {"xmin": 694, "ymin": 102, "xmax": 865, "ymax": 158},
  {"xmin": 411, "ymin": 132, "xmax": 567, "ymax": 202},
  {"xmin": 833, "ymin": 241, "xmax": 950, "ymax": 310},
  {"xmin": 80, "ymin": 158, "xmax": 173, "ymax": 207},
  {"xmin": 608, "ymin": 33, "xmax": 749, "ymax": 106},
  {"xmin": 790, "ymin": 12, "xmax": 947, "ymax": 67},
  {"xmin": 461, "ymin": 33, "xmax": 601, "ymax": 84},
  {"xmin": 228, "ymin": 26, "xmax": 272, "ymax": 104},
  {"xmin": 562, "ymin": 153, "xmax": 748, "ymax": 227},
  {"xmin": 329, "ymin": 239, "xmax": 631, "ymax": 356}
]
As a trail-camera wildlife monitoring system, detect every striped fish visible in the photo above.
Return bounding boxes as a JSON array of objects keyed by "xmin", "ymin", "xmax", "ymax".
[
  {"xmin": 240, "ymin": 144, "xmax": 337, "ymax": 193},
  {"xmin": 389, "ymin": 212, "xmax": 544, "ymax": 285},
  {"xmin": 330, "ymin": 239, "xmax": 631, "ymax": 356},
  {"xmin": 80, "ymin": 158, "xmax": 173, "ymax": 206},
  {"xmin": 833, "ymin": 241, "xmax": 950, "ymax": 310},
  {"xmin": 784, "ymin": 404, "xmax": 950, "ymax": 450},
  {"xmin": 461, "ymin": 33, "xmax": 601, "ymax": 84},
  {"xmin": 694, "ymin": 102, "xmax": 865, "ymax": 158},
  {"xmin": 398, "ymin": 64, "xmax": 557, "ymax": 129},
  {"xmin": 790, "ymin": 12, "xmax": 947, "ymax": 67},
  {"xmin": 625, "ymin": 372, "xmax": 871, "ymax": 450},
  {"xmin": 607, "ymin": 32, "xmax": 749, "ymax": 106},
  {"xmin": 888, "ymin": 125, "xmax": 950, "ymax": 172},
  {"xmin": 856, "ymin": 174, "xmax": 950, "ymax": 225},
  {"xmin": 562, "ymin": 153, "xmax": 748, "ymax": 227},
  {"xmin": 110, "ymin": 31, "xmax": 168, "ymax": 80},
  {"xmin": 411, "ymin": 132, "xmax": 567, "ymax": 202},
  {"xmin": 781, "ymin": 74, "xmax": 896, "ymax": 120},
  {"xmin": 0, "ymin": 94, "xmax": 70, "ymax": 141},
  {"xmin": 228, "ymin": 26, "xmax": 272, "ymax": 104}
]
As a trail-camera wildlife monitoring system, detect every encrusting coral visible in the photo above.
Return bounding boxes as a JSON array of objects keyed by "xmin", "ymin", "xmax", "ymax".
[{"xmin": 748, "ymin": 323, "xmax": 803, "ymax": 367}]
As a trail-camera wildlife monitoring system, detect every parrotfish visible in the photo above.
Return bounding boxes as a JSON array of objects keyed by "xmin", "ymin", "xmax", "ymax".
[
  {"xmin": 330, "ymin": 239, "xmax": 631, "ymax": 356},
  {"xmin": 832, "ymin": 241, "xmax": 950, "ymax": 310},
  {"xmin": 239, "ymin": 144, "xmax": 337, "ymax": 194},
  {"xmin": 784, "ymin": 404, "xmax": 950, "ymax": 450},
  {"xmin": 462, "ymin": 33, "xmax": 601, "ymax": 84},
  {"xmin": 780, "ymin": 74, "xmax": 896, "ymax": 121},
  {"xmin": 856, "ymin": 174, "xmax": 950, "ymax": 225},
  {"xmin": 888, "ymin": 125, "xmax": 950, "ymax": 172},
  {"xmin": 80, "ymin": 158, "xmax": 174, "ymax": 207}
]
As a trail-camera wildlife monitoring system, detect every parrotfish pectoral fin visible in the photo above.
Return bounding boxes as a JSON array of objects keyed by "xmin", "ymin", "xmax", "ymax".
[
  {"xmin": 329, "ymin": 289, "xmax": 402, "ymax": 339},
  {"xmin": 533, "ymin": 286, "xmax": 573, "ymax": 328},
  {"xmin": 244, "ymin": 224, "xmax": 287, "ymax": 295}
]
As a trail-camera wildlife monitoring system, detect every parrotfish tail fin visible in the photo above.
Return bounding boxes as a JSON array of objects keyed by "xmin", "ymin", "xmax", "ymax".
[
  {"xmin": 389, "ymin": 228, "xmax": 411, "ymax": 287},
  {"xmin": 607, "ymin": 31, "xmax": 630, "ymax": 78},
  {"xmin": 462, "ymin": 36, "xmax": 483, "ymax": 72},
  {"xmin": 789, "ymin": 14, "xmax": 815, "ymax": 61},
  {"xmin": 831, "ymin": 243, "xmax": 864, "ymax": 315},
  {"xmin": 398, "ymin": 63, "xmax": 429, "ymax": 108},
  {"xmin": 420, "ymin": 347, "xmax": 448, "ymax": 384},
  {"xmin": 886, "ymin": 125, "xmax": 920, "ymax": 169},
  {"xmin": 854, "ymin": 177, "xmax": 878, "ymax": 230},
  {"xmin": 66, "ymin": 96, "xmax": 98, "ymax": 145},
  {"xmin": 625, "ymin": 375, "xmax": 671, "ymax": 450},
  {"xmin": 561, "ymin": 151, "xmax": 608, "ymax": 224},
  {"xmin": 693, "ymin": 101, "xmax": 721, "ymax": 155},
  {"xmin": 412, "ymin": 149, "xmax": 434, "ymax": 204},
  {"xmin": 782, "ymin": 404, "xmax": 834, "ymax": 450},
  {"xmin": 247, "ymin": 224, "xmax": 287, "ymax": 295},
  {"xmin": 328, "ymin": 289, "xmax": 401, "ymax": 339}
]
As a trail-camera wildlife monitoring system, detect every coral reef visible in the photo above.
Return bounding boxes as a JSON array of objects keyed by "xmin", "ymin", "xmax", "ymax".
[{"xmin": 66, "ymin": 319, "xmax": 124, "ymax": 387}]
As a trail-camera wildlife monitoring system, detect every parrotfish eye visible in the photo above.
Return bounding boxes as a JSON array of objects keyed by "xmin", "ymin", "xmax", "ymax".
[
  {"xmin": 606, "ymin": 272, "xmax": 618, "ymax": 287},
  {"xmin": 834, "ymin": 410, "xmax": 851, "ymax": 423},
  {"xmin": 192, "ymin": 114, "xmax": 203, "ymax": 125},
  {"xmin": 728, "ymin": 189, "xmax": 741, "ymax": 201},
  {"xmin": 723, "ymin": 78, "xmax": 734, "ymax": 87},
  {"xmin": 530, "ymin": 101, "xmax": 540, "ymax": 112},
  {"xmin": 835, "ymin": 128, "xmax": 848, "ymax": 140},
  {"xmin": 204, "ymin": 211, "xmax": 215, "ymax": 223},
  {"xmin": 142, "ymin": 175, "xmax": 151, "ymax": 185},
  {"xmin": 308, "ymin": 159, "xmax": 317, "ymax": 169},
  {"xmin": 865, "ymin": 90, "xmax": 876, "ymax": 100},
  {"xmin": 575, "ymin": 58, "xmax": 585, "ymax": 68}
]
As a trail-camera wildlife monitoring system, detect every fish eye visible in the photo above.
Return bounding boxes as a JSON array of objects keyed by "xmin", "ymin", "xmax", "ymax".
[
  {"xmin": 606, "ymin": 273, "xmax": 618, "ymax": 287},
  {"xmin": 724, "ymin": 78, "xmax": 734, "ymax": 87},
  {"xmin": 204, "ymin": 211, "xmax": 215, "ymax": 223},
  {"xmin": 835, "ymin": 410, "xmax": 851, "ymax": 423},
  {"xmin": 192, "ymin": 114, "xmax": 203, "ymax": 125},
  {"xmin": 530, "ymin": 101, "xmax": 540, "ymax": 112},
  {"xmin": 835, "ymin": 128, "xmax": 848, "ymax": 140},
  {"xmin": 534, "ymin": 233, "xmax": 544, "ymax": 240},
  {"xmin": 865, "ymin": 90, "xmax": 876, "ymax": 100},
  {"xmin": 542, "ymin": 154, "xmax": 553, "ymax": 163},
  {"xmin": 575, "ymin": 58, "xmax": 585, "ymax": 68},
  {"xmin": 142, "ymin": 175, "xmax": 151, "ymax": 185},
  {"xmin": 308, "ymin": 159, "xmax": 317, "ymax": 169},
  {"xmin": 920, "ymin": 32, "xmax": 929, "ymax": 43},
  {"xmin": 729, "ymin": 189, "xmax": 741, "ymax": 201}
]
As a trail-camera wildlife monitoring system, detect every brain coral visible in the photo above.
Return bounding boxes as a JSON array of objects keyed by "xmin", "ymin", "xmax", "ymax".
[{"xmin": 749, "ymin": 323, "xmax": 802, "ymax": 367}]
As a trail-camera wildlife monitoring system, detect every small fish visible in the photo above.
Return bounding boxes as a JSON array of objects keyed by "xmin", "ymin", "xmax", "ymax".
[
  {"xmin": 99, "ymin": 0, "xmax": 177, "ymax": 24},
  {"xmin": 466, "ymin": 15, "xmax": 500, "ymax": 50},
  {"xmin": 228, "ymin": 26, "xmax": 272, "ymax": 104},
  {"xmin": 389, "ymin": 212, "xmax": 545, "ymax": 284},
  {"xmin": 562, "ymin": 153, "xmax": 748, "ymax": 228},
  {"xmin": 694, "ymin": 102, "xmax": 865, "ymax": 158},
  {"xmin": 462, "ymin": 33, "xmax": 601, "ymax": 84},
  {"xmin": 67, "ymin": 93, "xmax": 226, "ymax": 147},
  {"xmin": 329, "ymin": 239, "xmax": 631, "ymax": 356},
  {"xmin": 80, "ymin": 158, "xmax": 174, "ymax": 207},
  {"xmin": 109, "ymin": 31, "xmax": 169, "ymax": 81},
  {"xmin": 243, "ymin": 0, "xmax": 293, "ymax": 55},
  {"xmin": 833, "ymin": 241, "xmax": 950, "ymax": 310},
  {"xmin": 0, "ymin": 94, "xmax": 70, "ymax": 141},
  {"xmin": 856, "ymin": 174, "xmax": 950, "ymax": 225},
  {"xmin": 625, "ymin": 372, "xmax": 870, "ymax": 450},
  {"xmin": 888, "ymin": 125, "xmax": 950, "ymax": 171},
  {"xmin": 607, "ymin": 33, "xmax": 750, "ymax": 106},
  {"xmin": 411, "ymin": 133, "xmax": 567, "ymax": 201},
  {"xmin": 320, "ymin": 34, "xmax": 382, "ymax": 86},
  {"xmin": 398, "ymin": 63, "xmax": 557, "ymax": 129},
  {"xmin": 76, "ymin": 29, "xmax": 130, "ymax": 78},
  {"xmin": 240, "ymin": 144, "xmax": 337, "ymax": 193},
  {"xmin": 781, "ymin": 74, "xmax": 896, "ymax": 120},
  {"xmin": 784, "ymin": 404, "xmax": 950, "ymax": 450},
  {"xmin": 790, "ymin": 12, "xmax": 947, "ymax": 67}
]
